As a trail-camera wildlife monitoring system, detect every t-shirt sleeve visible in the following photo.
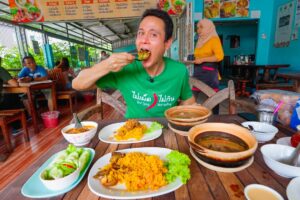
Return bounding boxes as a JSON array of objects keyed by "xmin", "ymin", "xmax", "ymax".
[
  {"xmin": 96, "ymin": 72, "xmax": 118, "ymax": 89},
  {"xmin": 18, "ymin": 67, "xmax": 28, "ymax": 78},
  {"xmin": 180, "ymin": 68, "xmax": 193, "ymax": 100},
  {"xmin": 0, "ymin": 67, "xmax": 12, "ymax": 82}
]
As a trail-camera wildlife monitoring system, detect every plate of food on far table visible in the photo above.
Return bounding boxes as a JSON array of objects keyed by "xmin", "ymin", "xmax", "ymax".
[{"xmin": 98, "ymin": 119, "xmax": 163, "ymax": 144}]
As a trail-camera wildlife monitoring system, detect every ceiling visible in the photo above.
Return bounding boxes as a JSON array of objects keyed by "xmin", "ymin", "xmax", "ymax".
[{"xmin": 0, "ymin": 1, "xmax": 140, "ymax": 50}]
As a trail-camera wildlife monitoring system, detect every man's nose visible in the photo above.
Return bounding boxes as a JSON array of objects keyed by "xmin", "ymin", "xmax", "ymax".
[{"xmin": 139, "ymin": 34, "xmax": 150, "ymax": 43}]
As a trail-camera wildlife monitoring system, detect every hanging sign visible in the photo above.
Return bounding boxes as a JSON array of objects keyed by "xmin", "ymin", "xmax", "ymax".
[
  {"xmin": 203, "ymin": 0, "xmax": 249, "ymax": 19},
  {"xmin": 157, "ymin": 0, "xmax": 186, "ymax": 15},
  {"xmin": 274, "ymin": 1, "xmax": 295, "ymax": 47},
  {"xmin": 9, "ymin": 0, "xmax": 158, "ymax": 23}
]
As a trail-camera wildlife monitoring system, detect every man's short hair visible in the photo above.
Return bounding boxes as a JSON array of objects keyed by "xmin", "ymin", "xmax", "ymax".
[
  {"xmin": 140, "ymin": 9, "xmax": 173, "ymax": 42},
  {"xmin": 22, "ymin": 55, "xmax": 35, "ymax": 64}
]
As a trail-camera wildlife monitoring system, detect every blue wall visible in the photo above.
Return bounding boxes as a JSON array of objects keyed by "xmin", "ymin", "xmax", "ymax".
[
  {"xmin": 193, "ymin": 0, "xmax": 300, "ymax": 69},
  {"xmin": 216, "ymin": 23, "xmax": 257, "ymax": 63},
  {"xmin": 268, "ymin": 0, "xmax": 300, "ymax": 71}
]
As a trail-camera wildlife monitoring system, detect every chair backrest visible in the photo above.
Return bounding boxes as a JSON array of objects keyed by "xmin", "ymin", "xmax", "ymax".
[
  {"xmin": 189, "ymin": 77, "xmax": 236, "ymax": 114},
  {"xmin": 96, "ymin": 88, "xmax": 126, "ymax": 117},
  {"xmin": 47, "ymin": 68, "xmax": 67, "ymax": 91},
  {"xmin": 74, "ymin": 88, "xmax": 126, "ymax": 122}
]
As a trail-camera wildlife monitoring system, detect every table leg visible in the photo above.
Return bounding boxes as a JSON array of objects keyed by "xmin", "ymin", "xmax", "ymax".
[
  {"xmin": 295, "ymin": 80, "xmax": 300, "ymax": 93},
  {"xmin": 263, "ymin": 69, "xmax": 270, "ymax": 82},
  {"xmin": 51, "ymin": 83, "xmax": 57, "ymax": 110},
  {"xmin": 27, "ymin": 89, "xmax": 39, "ymax": 134}
]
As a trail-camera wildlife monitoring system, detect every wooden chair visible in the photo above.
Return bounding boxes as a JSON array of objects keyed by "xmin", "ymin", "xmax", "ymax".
[
  {"xmin": 189, "ymin": 77, "xmax": 236, "ymax": 114},
  {"xmin": 48, "ymin": 69, "xmax": 77, "ymax": 113},
  {"xmin": 75, "ymin": 88, "xmax": 126, "ymax": 121},
  {"xmin": 0, "ymin": 109, "xmax": 29, "ymax": 153}
]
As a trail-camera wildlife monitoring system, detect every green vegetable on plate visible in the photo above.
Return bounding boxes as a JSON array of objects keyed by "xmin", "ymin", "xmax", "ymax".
[
  {"xmin": 42, "ymin": 144, "xmax": 91, "ymax": 180},
  {"xmin": 145, "ymin": 122, "xmax": 163, "ymax": 134},
  {"xmin": 165, "ymin": 150, "xmax": 191, "ymax": 184}
]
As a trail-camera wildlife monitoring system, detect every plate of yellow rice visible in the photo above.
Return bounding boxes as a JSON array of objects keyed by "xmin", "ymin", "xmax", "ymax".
[
  {"xmin": 98, "ymin": 120, "xmax": 162, "ymax": 144},
  {"xmin": 87, "ymin": 147, "xmax": 183, "ymax": 199}
]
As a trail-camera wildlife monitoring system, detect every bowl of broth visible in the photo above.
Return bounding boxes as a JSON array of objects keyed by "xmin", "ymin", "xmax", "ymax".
[
  {"xmin": 244, "ymin": 184, "xmax": 284, "ymax": 200},
  {"xmin": 188, "ymin": 123, "xmax": 257, "ymax": 167},
  {"xmin": 165, "ymin": 105, "xmax": 212, "ymax": 123},
  {"xmin": 61, "ymin": 121, "xmax": 98, "ymax": 146}
]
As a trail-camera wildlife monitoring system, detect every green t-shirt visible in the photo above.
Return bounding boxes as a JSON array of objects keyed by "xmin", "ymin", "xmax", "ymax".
[
  {"xmin": 96, "ymin": 57, "xmax": 192, "ymax": 118},
  {"xmin": 0, "ymin": 67, "xmax": 12, "ymax": 104}
]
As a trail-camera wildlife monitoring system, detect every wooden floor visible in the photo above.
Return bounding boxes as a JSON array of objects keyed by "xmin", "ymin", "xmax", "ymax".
[{"xmin": 0, "ymin": 99, "xmax": 123, "ymax": 191}]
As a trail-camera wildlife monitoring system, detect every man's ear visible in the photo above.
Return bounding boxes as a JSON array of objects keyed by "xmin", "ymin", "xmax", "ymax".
[{"xmin": 165, "ymin": 37, "xmax": 173, "ymax": 50}]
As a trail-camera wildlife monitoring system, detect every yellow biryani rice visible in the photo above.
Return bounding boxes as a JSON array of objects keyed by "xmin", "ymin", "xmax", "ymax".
[
  {"xmin": 114, "ymin": 120, "xmax": 147, "ymax": 141},
  {"xmin": 101, "ymin": 152, "xmax": 168, "ymax": 191}
]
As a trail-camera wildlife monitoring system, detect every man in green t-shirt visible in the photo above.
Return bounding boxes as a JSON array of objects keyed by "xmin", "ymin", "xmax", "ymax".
[{"xmin": 73, "ymin": 9, "xmax": 195, "ymax": 118}]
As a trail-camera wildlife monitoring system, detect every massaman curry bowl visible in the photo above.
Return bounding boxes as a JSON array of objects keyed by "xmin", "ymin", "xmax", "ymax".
[
  {"xmin": 188, "ymin": 123, "xmax": 258, "ymax": 167},
  {"xmin": 165, "ymin": 105, "xmax": 212, "ymax": 123}
]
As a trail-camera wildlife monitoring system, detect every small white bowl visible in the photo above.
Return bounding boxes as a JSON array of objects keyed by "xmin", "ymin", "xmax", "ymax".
[
  {"xmin": 61, "ymin": 121, "xmax": 98, "ymax": 146},
  {"xmin": 261, "ymin": 144, "xmax": 300, "ymax": 178},
  {"xmin": 40, "ymin": 168, "xmax": 80, "ymax": 190},
  {"xmin": 244, "ymin": 184, "xmax": 284, "ymax": 200},
  {"xmin": 242, "ymin": 121, "xmax": 278, "ymax": 143}
]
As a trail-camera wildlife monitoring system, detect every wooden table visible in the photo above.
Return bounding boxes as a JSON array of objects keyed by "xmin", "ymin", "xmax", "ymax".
[
  {"xmin": 277, "ymin": 72, "xmax": 300, "ymax": 92},
  {"xmin": 0, "ymin": 115, "xmax": 291, "ymax": 200},
  {"xmin": 230, "ymin": 64, "xmax": 290, "ymax": 85},
  {"xmin": 3, "ymin": 81, "xmax": 57, "ymax": 134}
]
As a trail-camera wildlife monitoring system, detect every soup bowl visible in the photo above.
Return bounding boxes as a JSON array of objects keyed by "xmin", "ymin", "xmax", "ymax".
[
  {"xmin": 61, "ymin": 121, "xmax": 98, "ymax": 146},
  {"xmin": 188, "ymin": 123, "xmax": 258, "ymax": 167},
  {"xmin": 165, "ymin": 105, "xmax": 212, "ymax": 123}
]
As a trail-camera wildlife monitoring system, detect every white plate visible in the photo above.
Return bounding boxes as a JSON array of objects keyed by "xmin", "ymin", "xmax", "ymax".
[
  {"xmin": 287, "ymin": 177, "xmax": 300, "ymax": 200},
  {"xmin": 88, "ymin": 147, "xmax": 183, "ymax": 199},
  {"xmin": 98, "ymin": 121, "xmax": 162, "ymax": 144},
  {"xmin": 276, "ymin": 137, "xmax": 291, "ymax": 146}
]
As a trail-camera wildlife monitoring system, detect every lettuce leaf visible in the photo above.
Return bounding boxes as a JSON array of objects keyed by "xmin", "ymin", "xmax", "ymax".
[
  {"xmin": 165, "ymin": 150, "xmax": 191, "ymax": 184},
  {"xmin": 145, "ymin": 122, "xmax": 163, "ymax": 134}
]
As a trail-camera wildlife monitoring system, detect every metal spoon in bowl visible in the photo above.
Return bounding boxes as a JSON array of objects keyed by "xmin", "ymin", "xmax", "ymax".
[
  {"xmin": 280, "ymin": 143, "xmax": 300, "ymax": 166},
  {"xmin": 233, "ymin": 120, "xmax": 267, "ymax": 133},
  {"xmin": 247, "ymin": 125, "xmax": 268, "ymax": 133},
  {"xmin": 73, "ymin": 113, "xmax": 82, "ymax": 129}
]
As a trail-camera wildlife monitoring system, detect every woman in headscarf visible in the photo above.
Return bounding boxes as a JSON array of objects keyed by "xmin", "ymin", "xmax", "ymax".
[{"xmin": 192, "ymin": 19, "xmax": 224, "ymax": 113}]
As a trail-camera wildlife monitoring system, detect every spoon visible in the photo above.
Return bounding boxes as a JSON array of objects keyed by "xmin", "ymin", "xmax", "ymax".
[
  {"xmin": 233, "ymin": 120, "xmax": 267, "ymax": 133},
  {"xmin": 73, "ymin": 113, "xmax": 82, "ymax": 129},
  {"xmin": 280, "ymin": 143, "xmax": 300, "ymax": 166},
  {"xmin": 247, "ymin": 125, "xmax": 268, "ymax": 133}
]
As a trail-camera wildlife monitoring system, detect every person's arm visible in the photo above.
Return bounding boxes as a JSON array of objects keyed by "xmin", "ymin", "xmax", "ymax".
[
  {"xmin": 33, "ymin": 76, "xmax": 48, "ymax": 81},
  {"xmin": 1, "ymin": 67, "xmax": 18, "ymax": 86},
  {"xmin": 180, "ymin": 96, "xmax": 196, "ymax": 105},
  {"xmin": 7, "ymin": 78, "xmax": 18, "ymax": 86},
  {"xmin": 72, "ymin": 53, "xmax": 134, "ymax": 91}
]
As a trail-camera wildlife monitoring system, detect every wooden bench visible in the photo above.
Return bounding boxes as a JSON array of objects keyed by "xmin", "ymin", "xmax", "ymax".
[{"xmin": 0, "ymin": 109, "xmax": 29, "ymax": 153}]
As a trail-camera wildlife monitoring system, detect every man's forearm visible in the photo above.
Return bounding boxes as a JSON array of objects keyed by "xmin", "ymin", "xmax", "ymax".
[{"xmin": 72, "ymin": 59, "xmax": 110, "ymax": 90}]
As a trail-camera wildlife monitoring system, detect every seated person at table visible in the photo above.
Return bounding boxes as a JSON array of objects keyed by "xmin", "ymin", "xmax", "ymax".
[
  {"xmin": 54, "ymin": 57, "xmax": 76, "ymax": 89},
  {"xmin": 72, "ymin": 9, "xmax": 195, "ymax": 118},
  {"xmin": 18, "ymin": 56, "xmax": 54, "ymax": 112},
  {"xmin": 0, "ymin": 57, "xmax": 23, "ymax": 111}
]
